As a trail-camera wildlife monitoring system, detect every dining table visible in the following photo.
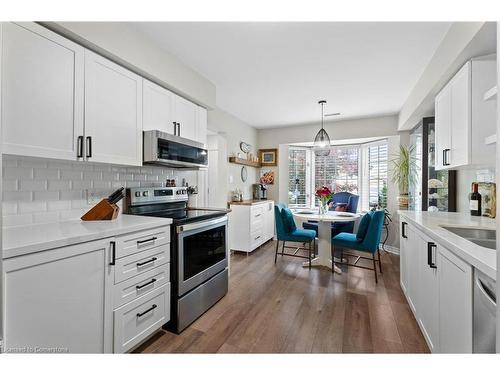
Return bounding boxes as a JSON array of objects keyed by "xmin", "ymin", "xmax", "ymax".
[{"xmin": 292, "ymin": 210, "xmax": 360, "ymax": 274}]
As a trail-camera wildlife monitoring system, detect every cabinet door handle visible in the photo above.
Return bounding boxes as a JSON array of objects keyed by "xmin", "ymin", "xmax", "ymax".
[
  {"xmin": 442, "ymin": 149, "xmax": 446, "ymax": 166},
  {"xmin": 77, "ymin": 136, "xmax": 84, "ymax": 158},
  {"xmin": 173, "ymin": 121, "xmax": 177, "ymax": 135},
  {"xmin": 177, "ymin": 122, "xmax": 181, "ymax": 137},
  {"xmin": 86, "ymin": 136, "xmax": 92, "ymax": 158},
  {"xmin": 137, "ymin": 236, "xmax": 157, "ymax": 245},
  {"xmin": 427, "ymin": 242, "xmax": 437, "ymax": 269},
  {"xmin": 109, "ymin": 241, "xmax": 116, "ymax": 265},
  {"xmin": 401, "ymin": 222, "xmax": 407, "ymax": 239},
  {"xmin": 136, "ymin": 257, "xmax": 157, "ymax": 267},
  {"xmin": 136, "ymin": 304, "xmax": 157, "ymax": 317},
  {"xmin": 443, "ymin": 148, "xmax": 451, "ymax": 166},
  {"xmin": 136, "ymin": 278, "xmax": 157, "ymax": 290}
]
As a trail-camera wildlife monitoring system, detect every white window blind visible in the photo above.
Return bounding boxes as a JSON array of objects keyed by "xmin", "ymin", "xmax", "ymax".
[
  {"xmin": 367, "ymin": 142, "xmax": 388, "ymax": 209},
  {"xmin": 288, "ymin": 147, "xmax": 308, "ymax": 206}
]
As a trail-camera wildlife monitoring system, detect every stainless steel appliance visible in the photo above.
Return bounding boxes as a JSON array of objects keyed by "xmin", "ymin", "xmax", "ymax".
[
  {"xmin": 125, "ymin": 187, "xmax": 228, "ymax": 333},
  {"xmin": 473, "ymin": 269, "xmax": 496, "ymax": 353},
  {"xmin": 143, "ymin": 130, "xmax": 208, "ymax": 169},
  {"xmin": 408, "ymin": 117, "xmax": 456, "ymax": 212}
]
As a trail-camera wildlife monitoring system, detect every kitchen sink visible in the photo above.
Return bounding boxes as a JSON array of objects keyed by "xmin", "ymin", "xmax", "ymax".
[{"xmin": 441, "ymin": 226, "xmax": 496, "ymax": 250}]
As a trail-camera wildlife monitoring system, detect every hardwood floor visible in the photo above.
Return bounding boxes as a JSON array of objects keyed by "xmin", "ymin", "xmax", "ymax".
[{"xmin": 134, "ymin": 240, "xmax": 429, "ymax": 354}]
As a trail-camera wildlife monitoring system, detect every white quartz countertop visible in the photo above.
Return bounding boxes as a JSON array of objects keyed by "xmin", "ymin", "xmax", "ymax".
[
  {"xmin": 2, "ymin": 214, "xmax": 172, "ymax": 259},
  {"xmin": 398, "ymin": 211, "xmax": 496, "ymax": 279}
]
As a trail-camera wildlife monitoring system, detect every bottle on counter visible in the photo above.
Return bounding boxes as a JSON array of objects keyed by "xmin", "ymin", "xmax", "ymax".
[{"xmin": 469, "ymin": 183, "xmax": 482, "ymax": 216}]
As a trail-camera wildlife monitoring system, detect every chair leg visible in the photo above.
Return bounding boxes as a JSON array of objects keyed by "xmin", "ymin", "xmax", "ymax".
[
  {"xmin": 274, "ymin": 240, "xmax": 279, "ymax": 264},
  {"xmin": 372, "ymin": 253, "xmax": 378, "ymax": 283},
  {"xmin": 282, "ymin": 241, "xmax": 285, "ymax": 256},
  {"xmin": 377, "ymin": 249, "xmax": 383, "ymax": 273},
  {"xmin": 309, "ymin": 241, "xmax": 312, "ymax": 269},
  {"xmin": 331, "ymin": 244, "xmax": 334, "ymax": 274}
]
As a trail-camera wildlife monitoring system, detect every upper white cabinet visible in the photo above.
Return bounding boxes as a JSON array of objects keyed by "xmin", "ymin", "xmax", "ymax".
[
  {"xmin": 143, "ymin": 79, "xmax": 176, "ymax": 136},
  {"xmin": 143, "ymin": 79, "xmax": 208, "ymax": 146},
  {"xmin": 1, "ymin": 22, "xmax": 84, "ymax": 160},
  {"xmin": 84, "ymin": 51, "xmax": 143, "ymax": 166},
  {"xmin": 435, "ymin": 58, "xmax": 497, "ymax": 170}
]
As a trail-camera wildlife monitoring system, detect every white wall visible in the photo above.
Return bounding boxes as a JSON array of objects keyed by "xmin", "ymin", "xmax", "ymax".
[
  {"xmin": 43, "ymin": 22, "xmax": 216, "ymax": 109},
  {"xmin": 207, "ymin": 108, "xmax": 259, "ymax": 202}
]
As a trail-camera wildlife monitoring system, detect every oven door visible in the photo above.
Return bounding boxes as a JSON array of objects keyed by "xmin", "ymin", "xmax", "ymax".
[{"xmin": 176, "ymin": 216, "xmax": 228, "ymax": 296}]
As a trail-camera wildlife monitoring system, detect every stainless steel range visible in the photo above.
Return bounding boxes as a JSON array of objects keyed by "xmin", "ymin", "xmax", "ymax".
[{"xmin": 124, "ymin": 187, "xmax": 228, "ymax": 333}]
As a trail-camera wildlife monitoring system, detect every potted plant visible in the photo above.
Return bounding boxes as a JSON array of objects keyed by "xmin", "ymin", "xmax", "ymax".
[{"xmin": 390, "ymin": 144, "xmax": 418, "ymax": 210}]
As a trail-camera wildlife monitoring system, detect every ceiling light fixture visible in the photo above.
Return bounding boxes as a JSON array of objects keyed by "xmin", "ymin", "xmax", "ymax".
[{"xmin": 313, "ymin": 100, "xmax": 331, "ymax": 151}]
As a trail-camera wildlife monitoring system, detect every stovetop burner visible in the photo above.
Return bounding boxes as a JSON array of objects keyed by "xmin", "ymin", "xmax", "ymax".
[{"xmin": 136, "ymin": 208, "xmax": 227, "ymax": 224}]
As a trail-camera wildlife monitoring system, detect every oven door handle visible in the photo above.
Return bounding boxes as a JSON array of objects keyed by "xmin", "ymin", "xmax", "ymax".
[{"xmin": 177, "ymin": 216, "xmax": 228, "ymax": 233}]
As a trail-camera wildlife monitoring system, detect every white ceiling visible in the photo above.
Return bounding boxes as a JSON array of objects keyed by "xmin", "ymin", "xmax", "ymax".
[{"xmin": 131, "ymin": 22, "xmax": 451, "ymax": 129}]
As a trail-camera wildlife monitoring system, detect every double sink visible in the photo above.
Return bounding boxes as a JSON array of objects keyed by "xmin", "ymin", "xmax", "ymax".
[{"xmin": 442, "ymin": 226, "xmax": 496, "ymax": 250}]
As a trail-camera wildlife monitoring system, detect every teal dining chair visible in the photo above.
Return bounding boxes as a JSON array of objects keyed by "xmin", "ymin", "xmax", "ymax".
[
  {"xmin": 274, "ymin": 204, "xmax": 316, "ymax": 268},
  {"xmin": 331, "ymin": 209, "xmax": 384, "ymax": 282}
]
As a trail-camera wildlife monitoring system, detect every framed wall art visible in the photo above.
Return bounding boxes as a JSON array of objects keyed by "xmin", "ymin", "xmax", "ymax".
[{"xmin": 259, "ymin": 148, "xmax": 278, "ymax": 167}]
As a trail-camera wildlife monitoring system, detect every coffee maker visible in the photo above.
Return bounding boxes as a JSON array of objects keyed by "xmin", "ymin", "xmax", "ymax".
[{"xmin": 253, "ymin": 183, "xmax": 268, "ymax": 200}]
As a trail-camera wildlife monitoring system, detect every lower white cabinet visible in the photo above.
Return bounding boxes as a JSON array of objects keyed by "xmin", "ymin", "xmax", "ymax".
[
  {"xmin": 229, "ymin": 201, "xmax": 275, "ymax": 253},
  {"xmin": 3, "ymin": 238, "xmax": 114, "ymax": 353},
  {"xmin": 399, "ymin": 218, "xmax": 473, "ymax": 353},
  {"xmin": 437, "ymin": 245, "xmax": 473, "ymax": 353},
  {"xmin": 2, "ymin": 225, "xmax": 171, "ymax": 353}
]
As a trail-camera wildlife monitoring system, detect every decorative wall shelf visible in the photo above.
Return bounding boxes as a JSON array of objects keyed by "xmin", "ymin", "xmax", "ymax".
[
  {"xmin": 483, "ymin": 85, "xmax": 497, "ymax": 101},
  {"xmin": 228, "ymin": 157, "xmax": 261, "ymax": 168}
]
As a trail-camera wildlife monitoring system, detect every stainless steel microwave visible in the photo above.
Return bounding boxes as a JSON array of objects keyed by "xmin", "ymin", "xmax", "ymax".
[{"xmin": 143, "ymin": 130, "xmax": 208, "ymax": 169}]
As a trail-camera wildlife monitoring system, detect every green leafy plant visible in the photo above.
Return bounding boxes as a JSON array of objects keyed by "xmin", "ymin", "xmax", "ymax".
[{"xmin": 390, "ymin": 144, "xmax": 418, "ymax": 194}]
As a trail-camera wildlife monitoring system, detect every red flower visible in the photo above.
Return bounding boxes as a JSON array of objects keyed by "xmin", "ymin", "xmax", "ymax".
[{"xmin": 315, "ymin": 186, "xmax": 332, "ymax": 199}]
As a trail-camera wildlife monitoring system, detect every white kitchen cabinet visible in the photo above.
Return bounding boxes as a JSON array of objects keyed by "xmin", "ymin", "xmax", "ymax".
[
  {"xmin": 174, "ymin": 94, "xmax": 198, "ymax": 141},
  {"xmin": 3, "ymin": 238, "xmax": 114, "ymax": 353},
  {"xmin": 438, "ymin": 245, "xmax": 473, "ymax": 353},
  {"xmin": 1, "ymin": 22, "xmax": 84, "ymax": 161},
  {"xmin": 399, "ymin": 218, "xmax": 474, "ymax": 353},
  {"xmin": 84, "ymin": 50, "xmax": 143, "ymax": 166},
  {"xmin": 229, "ymin": 201, "xmax": 275, "ymax": 253},
  {"xmin": 435, "ymin": 58, "xmax": 497, "ymax": 170},
  {"xmin": 197, "ymin": 106, "xmax": 208, "ymax": 146},
  {"xmin": 417, "ymin": 231, "xmax": 439, "ymax": 352},
  {"xmin": 143, "ymin": 79, "xmax": 176, "ymax": 135}
]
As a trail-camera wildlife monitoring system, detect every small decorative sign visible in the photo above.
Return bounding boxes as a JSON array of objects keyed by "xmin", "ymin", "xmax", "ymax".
[{"xmin": 260, "ymin": 169, "xmax": 275, "ymax": 185}]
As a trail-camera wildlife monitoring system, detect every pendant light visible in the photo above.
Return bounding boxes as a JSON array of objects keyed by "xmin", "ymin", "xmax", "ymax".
[{"xmin": 313, "ymin": 100, "xmax": 331, "ymax": 151}]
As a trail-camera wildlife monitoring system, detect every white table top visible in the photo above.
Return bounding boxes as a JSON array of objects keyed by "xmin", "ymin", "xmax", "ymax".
[
  {"xmin": 2, "ymin": 214, "xmax": 173, "ymax": 259},
  {"xmin": 292, "ymin": 210, "xmax": 360, "ymax": 222}
]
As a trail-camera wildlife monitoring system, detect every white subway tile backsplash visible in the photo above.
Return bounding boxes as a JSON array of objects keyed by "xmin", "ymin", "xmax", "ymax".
[
  {"xmin": 3, "ymin": 166, "xmax": 33, "ymax": 179},
  {"xmin": 19, "ymin": 180, "xmax": 48, "ymax": 191},
  {"xmin": 3, "ymin": 191, "xmax": 32, "ymax": 201},
  {"xmin": 34, "ymin": 168, "xmax": 59, "ymax": 180},
  {"xmin": 2, "ymin": 155, "xmax": 199, "ymax": 227},
  {"xmin": 48, "ymin": 180, "xmax": 71, "ymax": 191}
]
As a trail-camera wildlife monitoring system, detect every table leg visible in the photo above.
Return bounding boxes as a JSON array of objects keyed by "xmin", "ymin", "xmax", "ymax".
[{"xmin": 302, "ymin": 220, "xmax": 342, "ymax": 274}]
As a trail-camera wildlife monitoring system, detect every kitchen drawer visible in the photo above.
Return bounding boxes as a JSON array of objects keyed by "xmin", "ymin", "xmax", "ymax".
[
  {"xmin": 113, "ymin": 263, "xmax": 170, "ymax": 308},
  {"xmin": 250, "ymin": 228, "xmax": 264, "ymax": 249},
  {"xmin": 251, "ymin": 205, "xmax": 264, "ymax": 219},
  {"xmin": 113, "ymin": 284, "xmax": 170, "ymax": 353},
  {"xmin": 250, "ymin": 216, "xmax": 263, "ymax": 229},
  {"xmin": 114, "ymin": 245, "xmax": 169, "ymax": 284},
  {"xmin": 116, "ymin": 226, "xmax": 170, "ymax": 259}
]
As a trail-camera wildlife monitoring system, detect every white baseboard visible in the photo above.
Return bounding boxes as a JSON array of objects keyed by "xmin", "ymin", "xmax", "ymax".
[{"xmin": 383, "ymin": 245, "xmax": 400, "ymax": 255}]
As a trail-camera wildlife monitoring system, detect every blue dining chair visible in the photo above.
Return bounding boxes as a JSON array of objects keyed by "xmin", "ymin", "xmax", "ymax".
[
  {"xmin": 275, "ymin": 204, "xmax": 316, "ymax": 268},
  {"xmin": 331, "ymin": 209, "xmax": 384, "ymax": 283},
  {"xmin": 303, "ymin": 192, "xmax": 359, "ymax": 237}
]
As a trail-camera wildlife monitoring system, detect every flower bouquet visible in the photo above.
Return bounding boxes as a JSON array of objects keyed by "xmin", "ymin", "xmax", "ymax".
[{"xmin": 315, "ymin": 186, "xmax": 332, "ymax": 214}]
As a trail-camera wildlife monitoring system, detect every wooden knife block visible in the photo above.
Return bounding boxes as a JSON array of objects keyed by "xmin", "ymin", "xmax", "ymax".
[{"xmin": 81, "ymin": 199, "xmax": 120, "ymax": 221}]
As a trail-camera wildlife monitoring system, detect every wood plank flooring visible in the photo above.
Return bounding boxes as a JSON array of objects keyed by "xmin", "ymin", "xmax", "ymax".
[{"xmin": 134, "ymin": 240, "xmax": 429, "ymax": 353}]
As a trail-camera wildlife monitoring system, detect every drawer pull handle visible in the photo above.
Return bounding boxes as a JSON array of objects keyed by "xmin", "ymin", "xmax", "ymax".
[
  {"xmin": 109, "ymin": 241, "xmax": 116, "ymax": 266},
  {"xmin": 136, "ymin": 278, "xmax": 157, "ymax": 290},
  {"xmin": 255, "ymin": 214, "xmax": 261, "ymax": 217},
  {"xmin": 136, "ymin": 257, "xmax": 158, "ymax": 267},
  {"xmin": 254, "ymin": 236, "xmax": 261, "ymax": 240},
  {"xmin": 136, "ymin": 304, "xmax": 157, "ymax": 318},
  {"xmin": 137, "ymin": 236, "xmax": 158, "ymax": 245}
]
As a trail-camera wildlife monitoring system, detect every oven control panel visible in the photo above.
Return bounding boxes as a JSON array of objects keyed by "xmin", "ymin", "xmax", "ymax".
[{"xmin": 127, "ymin": 187, "xmax": 188, "ymax": 205}]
